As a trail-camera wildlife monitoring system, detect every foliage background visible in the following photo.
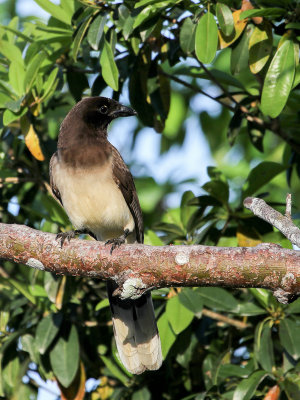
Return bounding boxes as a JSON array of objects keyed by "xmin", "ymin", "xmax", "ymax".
[{"xmin": 1, "ymin": 0, "xmax": 300, "ymax": 399}]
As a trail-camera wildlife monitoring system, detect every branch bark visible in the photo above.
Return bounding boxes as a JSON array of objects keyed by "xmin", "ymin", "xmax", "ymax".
[{"xmin": 1, "ymin": 221, "xmax": 300, "ymax": 304}]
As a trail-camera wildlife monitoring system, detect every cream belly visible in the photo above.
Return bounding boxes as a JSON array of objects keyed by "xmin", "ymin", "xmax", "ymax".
[{"xmin": 52, "ymin": 158, "xmax": 135, "ymax": 241}]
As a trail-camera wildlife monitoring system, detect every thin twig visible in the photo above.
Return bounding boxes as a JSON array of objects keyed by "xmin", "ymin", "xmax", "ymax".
[
  {"xmin": 197, "ymin": 61, "xmax": 240, "ymax": 107},
  {"xmin": 202, "ymin": 308, "xmax": 250, "ymax": 330},
  {"xmin": 285, "ymin": 193, "xmax": 292, "ymax": 220},
  {"xmin": 160, "ymin": 71, "xmax": 236, "ymax": 112},
  {"xmin": 244, "ymin": 196, "xmax": 300, "ymax": 248}
]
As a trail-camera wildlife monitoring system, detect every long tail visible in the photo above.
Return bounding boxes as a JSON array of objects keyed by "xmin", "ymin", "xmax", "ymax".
[{"xmin": 107, "ymin": 281, "xmax": 162, "ymax": 374}]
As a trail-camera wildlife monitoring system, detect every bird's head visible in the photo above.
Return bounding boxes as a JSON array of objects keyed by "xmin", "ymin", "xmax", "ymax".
[{"xmin": 78, "ymin": 96, "xmax": 137, "ymax": 130}]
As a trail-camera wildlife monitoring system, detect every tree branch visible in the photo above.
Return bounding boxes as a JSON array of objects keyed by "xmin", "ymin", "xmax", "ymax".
[
  {"xmin": 1, "ymin": 221, "xmax": 300, "ymax": 304},
  {"xmin": 244, "ymin": 196, "xmax": 300, "ymax": 248}
]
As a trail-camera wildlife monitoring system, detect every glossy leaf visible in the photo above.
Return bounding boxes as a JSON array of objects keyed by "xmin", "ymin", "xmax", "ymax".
[
  {"xmin": 35, "ymin": 313, "xmax": 62, "ymax": 354},
  {"xmin": 87, "ymin": 14, "xmax": 106, "ymax": 50},
  {"xmin": 249, "ymin": 22, "xmax": 273, "ymax": 74},
  {"xmin": 216, "ymin": 3, "xmax": 234, "ymax": 37},
  {"xmin": 240, "ymin": 8, "xmax": 285, "ymax": 19},
  {"xmin": 73, "ymin": 16, "xmax": 93, "ymax": 61},
  {"xmin": 34, "ymin": 0, "xmax": 72, "ymax": 24},
  {"xmin": 50, "ymin": 325, "xmax": 80, "ymax": 388},
  {"xmin": 233, "ymin": 370, "xmax": 268, "ymax": 400},
  {"xmin": 166, "ymin": 295, "xmax": 194, "ymax": 334},
  {"xmin": 261, "ymin": 39, "xmax": 295, "ymax": 118},
  {"xmin": 100, "ymin": 40, "xmax": 119, "ymax": 91},
  {"xmin": 195, "ymin": 11, "xmax": 218, "ymax": 64}
]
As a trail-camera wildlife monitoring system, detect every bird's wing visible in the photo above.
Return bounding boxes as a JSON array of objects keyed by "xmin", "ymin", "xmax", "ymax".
[
  {"xmin": 110, "ymin": 145, "xmax": 144, "ymax": 244},
  {"xmin": 49, "ymin": 151, "xmax": 63, "ymax": 205}
]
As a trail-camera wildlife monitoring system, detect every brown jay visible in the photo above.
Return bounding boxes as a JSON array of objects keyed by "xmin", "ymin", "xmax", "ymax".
[{"xmin": 49, "ymin": 97, "xmax": 162, "ymax": 374}]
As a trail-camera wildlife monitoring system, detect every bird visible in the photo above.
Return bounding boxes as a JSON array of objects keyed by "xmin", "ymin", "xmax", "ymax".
[{"xmin": 49, "ymin": 96, "xmax": 162, "ymax": 374}]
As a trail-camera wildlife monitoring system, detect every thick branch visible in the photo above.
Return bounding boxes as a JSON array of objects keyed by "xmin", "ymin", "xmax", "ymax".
[{"xmin": 1, "ymin": 222, "xmax": 300, "ymax": 303}]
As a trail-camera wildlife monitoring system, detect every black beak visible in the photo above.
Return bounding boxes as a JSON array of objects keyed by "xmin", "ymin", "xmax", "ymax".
[{"xmin": 109, "ymin": 104, "xmax": 137, "ymax": 119}]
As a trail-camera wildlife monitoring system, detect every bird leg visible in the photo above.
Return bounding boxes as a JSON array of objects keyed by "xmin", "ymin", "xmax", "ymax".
[
  {"xmin": 56, "ymin": 229, "xmax": 89, "ymax": 247},
  {"xmin": 105, "ymin": 229, "xmax": 130, "ymax": 254}
]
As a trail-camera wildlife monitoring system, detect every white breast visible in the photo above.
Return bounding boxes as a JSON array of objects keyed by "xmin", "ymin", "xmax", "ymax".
[{"xmin": 51, "ymin": 157, "xmax": 135, "ymax": 241}]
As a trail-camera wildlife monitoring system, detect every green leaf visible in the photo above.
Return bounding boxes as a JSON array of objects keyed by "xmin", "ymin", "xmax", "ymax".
[
  {"xmin": 202, "ymin": 180, "xmax": 229, "ymax": 205},
  {"xmin": 249, "ymin": 288, "xmax": 271, "ymax": 309},
  {"xmin": 8, "ymin": 61, "xmax": 25, "ymax": 96},
  {"xmin": 255, "ymin": 323, "xmax": 274, "ymax": 372},
  {"xmin": 21, "ymin": 334, "xmax": 39, "ymax": 363},
  {"xmin": 157, "ymin": 311, "xmax": 176, "ymax": 359},
  {"xmin": 24, "ymin": 52, "xmax": 47, "ymax": 92},
  {"xmin": 195, "ymin": 11, "xmax": 218, "ymax": 64},
  {"xmin": 216, "ymin": 3, "xmax": 234, "ymax": 37},
  {"xmin": 0, "ymin": 40, "xmax": 24, "ymax": 66},
  {"xmin": 240, "ymin": 8, "xmax": 285, "ymax": 19},
  {"xmin": 178, "ymin": 288, "xmax": 203, "ymax": 315},
  {"xmin": 132, "ymin": 387, "xmax": 151, "ymax": 400},
  {"xmin": 35, "ymin": 313, "xmax": 62, "ymax": 354},
  {"xmin": 249, "ymin": 22, "xmax": 273, "ymax": 74},
  {"xmin": 286, "ymin": 297, "xmax": 300, "ymax": 314},
  {"xmin": 235, "ymin": 302, "xmax": 266, "ymax": 316},
  {"xmin": 231, "ymin": 24, "xmax": 255, "ymax": 75},
  {"xmin": 87, "ymin": 14, "xmax": 106, "ymax": 50},
  {"xmin": 34, "ymin": 0, "xmax": 72, "ymax": 24},
  {"xmin": 40, "ymin": 67, "xmax": 59, "ymax": 101},
  {"xmin": 166, "ymin": 295, "xmax": 194, "ymax": 334},
  {"xmin": 261, "ymin": 40, "xmax": 295, "ymax": 118},
  {"xmin": 180, "ymin": 18, "xmax": 196, "ymax": 55},
  {"xmin": 233, "ymin": 370, "xmax": 268, "ymax": 400},
  {"xmin": 180, "ymin": 190, "xmax": 196, "ymax": 229},
  {"xmin": 73, "ymin": 16, "xmax": 93, "ymax": 61},
  {"xmin": 118, "ymin": 5, "xmax": 135, "ymax": 40},
  {"xmin": 243, "ymin": 161, "xmax": 286, "ymax": 197},
  {"xmin": 100, "ymin": 40, "xmax": 119, "ymax": 91},
  {"xmin": 50, "ymin": 325, "xmax": 80, "ymax": 388},
  {"xmin": 100, "ymin": 355, "xmax": 130, "ymax": 385},
  {"xmin": 279, "ymin": 318, "xmax": 300, "ymax": 358},
  {"xmin": 95, "ymin": 298, "xmax": 109, "ymax": 311},
  {"xmin": 132, "ymin": 5, "xmax": 160, "ymax": 29},
  {"xmin": 196, "ymin": 287, "xmax": 238, "ymax": 312}
]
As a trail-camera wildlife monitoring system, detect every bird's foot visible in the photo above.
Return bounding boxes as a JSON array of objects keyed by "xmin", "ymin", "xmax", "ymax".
[
  {"xmin": 105, "ymin": 229, "xmax": 130, "ymax": 254},
  {"xmin": 56, "ymin": 229, "xmax": 86, "ymax": 247}
]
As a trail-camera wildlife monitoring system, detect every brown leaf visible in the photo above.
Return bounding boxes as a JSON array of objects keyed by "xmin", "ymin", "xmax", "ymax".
[
  {"xmin": 59, "ymin": 361, "xmax": 86, "ymax": 400},
  {"xmin": 241, "ymin": 0, "xmax": 263, "ymax": 24}
]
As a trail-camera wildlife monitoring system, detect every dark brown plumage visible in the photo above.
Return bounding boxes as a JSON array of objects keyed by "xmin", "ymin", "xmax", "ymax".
[{"xmin": 49, "ymin": 96, "xmax": 162, "ymax": 374}]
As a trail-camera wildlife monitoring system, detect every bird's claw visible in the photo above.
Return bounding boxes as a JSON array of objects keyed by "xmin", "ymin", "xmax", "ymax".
[
  {"xmin": 105, "ymin": 237, "xmax": 125, "ymax": 254},
  {"xmin": 56, "ymin": 231, "xmax": 76, "ymax": 248}
]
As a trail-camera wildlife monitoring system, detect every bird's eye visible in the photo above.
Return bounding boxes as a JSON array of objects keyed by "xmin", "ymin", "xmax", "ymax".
[{"xmin": 100, "ymin": 105, "xmax": 108, "ymax": 114}]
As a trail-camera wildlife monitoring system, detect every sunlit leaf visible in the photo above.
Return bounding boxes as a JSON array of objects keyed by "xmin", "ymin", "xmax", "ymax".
[
  {"xmin": 216, "ymin": 3, "xmax": 234, "ymax": 37},
  {"xmin": 100, "ymin": 40, "xmax": 119, "ymax": 91},
  {"xmin": 195, "ymin": 11, "xmax": 218, "ymax": 64},
  {"xmin": 249, "ymin": 22, "xmax": 273, "ymax": 74},
  {"xmin": 261, "ymin": 39, "xmax": 295, "ymax": 118},
  {"xmin": 219, "ymin": 10, "xmax": 247, "ymax": 49}
]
